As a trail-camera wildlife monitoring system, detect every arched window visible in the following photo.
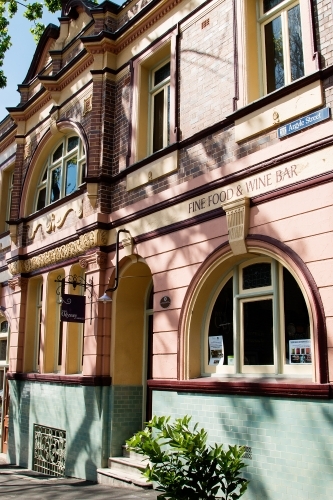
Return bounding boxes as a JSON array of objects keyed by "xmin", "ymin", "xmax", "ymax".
[
  {"xmin": 35, "ymin": 136, "xmax": 85, "ymax": 212},
  {"xmin": 205, "ymin": 256, "xmax": 311, "ymax": 376}
]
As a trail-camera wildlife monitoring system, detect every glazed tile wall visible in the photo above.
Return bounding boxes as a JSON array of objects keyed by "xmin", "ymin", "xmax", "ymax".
[{"xmin": 152, "ymin": 390, "xmax": 333, "ymax": 500}]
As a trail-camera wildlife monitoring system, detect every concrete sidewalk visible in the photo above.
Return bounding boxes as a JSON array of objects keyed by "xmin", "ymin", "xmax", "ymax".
[{"xmin": 0, "ymin": 455, "xmax": 159, "ymax": 500}]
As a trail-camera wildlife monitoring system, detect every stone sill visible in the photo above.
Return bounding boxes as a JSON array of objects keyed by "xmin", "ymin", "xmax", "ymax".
[
  {"xmin": 147, "ymin": 378, "xmax": 333, "ymax": 399},
  {"xmin": 7, "ymin": 372, "xmax": 111, "ymax": 386}
]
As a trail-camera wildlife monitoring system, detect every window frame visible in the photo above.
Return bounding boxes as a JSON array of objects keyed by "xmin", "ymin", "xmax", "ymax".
[
  {"xmin": 204, "ymin": 256, "xmax": 313, "ymax": 377},
  {"xmin": 34, "ymin": 135, "xmax": 85, "ymax": 213},
  {"xmin": 259, "ymin": 0, "xmax": 305, "ymax": 95},
  {"xmin": 0, "ymin": 320, "xmax": 9, "ymax": 367},
  {"xmin": 129, "ymin": 30, "xmax": 177, "ymax": 166},
  {"xmin": 149, "ymin": 58, "xmax": 171, "ymax": 154},
  {"xmin": 237, "ymin": 0, "xmax": 317, "ymax": 107}
]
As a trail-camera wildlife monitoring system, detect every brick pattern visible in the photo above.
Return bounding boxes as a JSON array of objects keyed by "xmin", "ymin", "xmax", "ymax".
[
  {"xmin": 109, "ymin": 124, "xmax": 280, "ymax": 212},
  {"xmin": 153, "ymin": 391, "xmax": 333, "ymax": 500},
  {"xmin": 314, "ymin": 0, "xmax": 333, "ymax": 68},
  {"xmin": 179, "ymin": 0, "xmax": 234, "ymax": 140},
  {"xmin": 112, "ymin": 72, "xmax": 131, "ymax": 175},
  {"xmin": 110, "ymin": 385, "xmax": 143, "ymax": 456}
]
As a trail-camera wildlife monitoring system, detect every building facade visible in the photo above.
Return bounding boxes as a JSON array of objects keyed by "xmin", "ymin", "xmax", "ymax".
[{"xmin": 0, "ymin": 0, "xmax": 333, "ymax": 497}]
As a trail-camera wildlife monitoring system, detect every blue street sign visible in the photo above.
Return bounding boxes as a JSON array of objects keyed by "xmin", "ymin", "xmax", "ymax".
[{"xmin": 278, "ymin": 107, "xmax": 331, "ymax": 139}]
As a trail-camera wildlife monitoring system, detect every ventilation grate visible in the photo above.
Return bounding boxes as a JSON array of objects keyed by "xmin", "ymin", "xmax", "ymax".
[
  {"xmin": 243, "ymin": 446, "xmax": 252, "ymax": 460},
  {"xmin": 33, "ymin": 424, "xmax": 66, "ymax": 477},
  {"xmin": 202, "ymin": 18, "xmax": 210, "ymax": 29}
]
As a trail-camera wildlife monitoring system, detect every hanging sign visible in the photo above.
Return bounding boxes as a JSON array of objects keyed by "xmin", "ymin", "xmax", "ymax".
[
  {"xmin": 209, "ymin": 335, "xmax": 224, "ymax": 365},
  {"xmin": 61, "ymin": 294, "xmax": 85, "ymax": 323}
]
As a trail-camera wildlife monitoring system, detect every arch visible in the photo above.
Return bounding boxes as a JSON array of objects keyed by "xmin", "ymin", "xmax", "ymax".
[
  {"xmin": 20, "ymin": 120, "xmax": 89, "ymax": 218},
  {"xmin": 179, "ymin": 235, "xmax": 327, "ymax": 383},
  {"xmin": 110, "ymin": 256, "xmax": 153, "ymax": 385}
]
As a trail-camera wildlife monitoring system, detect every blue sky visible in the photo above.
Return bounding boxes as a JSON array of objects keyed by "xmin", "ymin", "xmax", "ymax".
[
  {"xmin": 0, "ymin": 8, "xmax": 60, "ymax": 121},
  {"xmin": 0, "ymin": 1, "xmax": 124, "ymax": 122}
]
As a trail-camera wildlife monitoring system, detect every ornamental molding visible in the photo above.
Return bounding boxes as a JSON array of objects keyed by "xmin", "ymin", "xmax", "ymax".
[
  {"xmin": 222, "ymin": 197, "xmax": 250, "ymax": 256},
  {"xmin": 8, "ymin": 229, "xmax": 108, "ymax": 275},
  {"xmin": 114, "ymin": 0, "xmax": 182, "ymax": 55},
  {"xmin": 8, "ymin": 276, "xmax": 28, "ymax": 291},
  {"xmin": 79, "ymin": 250, "xmax": 107, "ymax": 271},
  {"xmin": 0, "ymin": 130, "xmax": 17, "ymax": 156},
  {"xmin": 27, "ymin": 198, "xmax": 84, "ymax": 241}
]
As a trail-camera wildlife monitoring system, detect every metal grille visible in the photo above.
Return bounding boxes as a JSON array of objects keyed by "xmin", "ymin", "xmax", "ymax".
[
  {"xmin": 33, "ymin": 424, "xmax": 66, "ymax": 477},
  {"xmin": 243, "ymin": 446, "xmax": 252, "ymax": 460}
]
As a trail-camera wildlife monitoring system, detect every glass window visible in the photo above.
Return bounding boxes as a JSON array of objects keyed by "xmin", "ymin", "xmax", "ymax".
[
  {"xmin": 150, "ymin": 61, "xmax": 171, "ymax": 153},
  {"xmin": 207, "ymin": 258, "xmax": 311, "ymax": 375},
  {"xmin": 35, "ymin": 136, "xmax": 85, "ymax": 212},
  {"xmin": 260, "ymin": 1, "xmax": 304, "ymax": 94}
]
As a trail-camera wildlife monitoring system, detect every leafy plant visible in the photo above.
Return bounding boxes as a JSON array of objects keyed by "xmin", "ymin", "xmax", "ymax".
[{"xmin": 126, "ymin": 415, "xmax": 249, "ymax": 500}]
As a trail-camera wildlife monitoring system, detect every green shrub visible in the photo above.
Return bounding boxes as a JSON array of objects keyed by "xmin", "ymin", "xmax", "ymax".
[{"xmin": 126, "ymin": 415, "xmax": 249, "ymax": 500}]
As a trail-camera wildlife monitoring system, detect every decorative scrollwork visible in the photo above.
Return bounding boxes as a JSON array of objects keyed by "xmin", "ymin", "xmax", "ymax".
[{"xmin": 33, "ymin": 424, "xmax": 66, "ymax": 477}]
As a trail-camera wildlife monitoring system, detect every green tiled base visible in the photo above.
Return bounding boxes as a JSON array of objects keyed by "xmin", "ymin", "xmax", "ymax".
[
  {"xmin": 8, "ymin": 381, "xmax": 144, "ymax": 482},
  {"xmin": 152, "ymin": 391, "xmax": 333, "ymax": 500}
]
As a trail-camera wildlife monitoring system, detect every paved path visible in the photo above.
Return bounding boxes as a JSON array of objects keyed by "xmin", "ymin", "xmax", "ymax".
[{"xmin": 0, "ymin": 456, "xmax": 159, "ymax": 500}]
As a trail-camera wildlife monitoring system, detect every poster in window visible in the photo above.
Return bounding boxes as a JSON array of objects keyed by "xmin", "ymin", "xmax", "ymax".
[
  {"xmin": 289, "ymin": 339, "xmax": 311, "ymax": 364},
  {"xmin": 209, "ymin": 336, "xmax": 224, "ymax": 365}
]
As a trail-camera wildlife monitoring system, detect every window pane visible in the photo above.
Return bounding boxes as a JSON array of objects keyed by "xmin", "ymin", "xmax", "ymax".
[
  {"xmin": 81, "ymin": 163, "xmax": 86, "ymax": 184},
  {"xmin": 263, "ymin": 0, "xmax": 284, "ymax": 14},
  {"xmin": 50, "ymin": 167, "xmax": 61, "ymax": 203},
  {"xmin": 243, "ymin": 300, "xmax": 273, "ymax": 365},
  {"xmin": 288, "ymin": 5, "xmax": 304, "ymax": 81},
  {"xmin": 283, "ymin": 268, "xmax": 310, "ymax": 364},
  {"xmin": 0, "ymin": 340, "xmax": 7, "ymax": 361},
  {"xmin": 167, "ymin": 85, "xmax": 170, "ymax": 146},
  {"xmin": 154, "ymin": 62, "xmax": 170, "ymax": 86},
  {"xmin": 0, "ymin": 321, "xmax": 8, "ymax": 333},
  {"xmin": 153, "ymin": 89, "xmax": 165, "ymax": 152},
  {"xmin": 68, "ymin": 137, "xmax": 79, "ymax": 152},
  {"xmin": 265, "ymin": 15, "xmax": 284, "ymax": 93},
  {"xmin": 36, "ymin": 188, "xmax": 46, "ymax": 211},
  {"xmin": 41, "ymin": 169, "xmax": 47, "ymax": 182},
  {"xmin": 65, "ymin": 157, "xmax": 77, "ymax": 196},
  {"xmin": 208, "ymin": 278, "xmax": 234, "ymax": 365},
  {"xmin": 52, "ymin": 144, "xmax": 63, "ymax": 163},
  {"xmin": 243, "ymin": 263, "xmax": 271, "ymax": 289}
]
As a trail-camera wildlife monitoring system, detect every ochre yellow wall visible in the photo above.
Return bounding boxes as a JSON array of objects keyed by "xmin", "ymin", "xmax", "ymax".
[{"xmin": 111, "ymin": 259, "xmax": 152, "ymax": 385}]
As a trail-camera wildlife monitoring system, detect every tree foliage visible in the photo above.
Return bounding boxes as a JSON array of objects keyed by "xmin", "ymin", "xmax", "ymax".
[
  {"xmin": 127, "ymin": 415, "xmax": 249, "ymax": 500},
  {"xmin": 0, "ymin": 0, "xmax": 61, "ymax": 88}
]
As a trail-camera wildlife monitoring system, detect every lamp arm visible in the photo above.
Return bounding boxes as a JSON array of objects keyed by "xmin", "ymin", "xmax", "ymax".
[{"xmin": 104, "ymin": 229, "xmax": 131, "ymax": 293}]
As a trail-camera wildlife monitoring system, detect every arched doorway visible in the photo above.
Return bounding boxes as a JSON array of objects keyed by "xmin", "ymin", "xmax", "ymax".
[{"xmin": 109, "ymin": 257, "xmax": 153, "ymax": 455}]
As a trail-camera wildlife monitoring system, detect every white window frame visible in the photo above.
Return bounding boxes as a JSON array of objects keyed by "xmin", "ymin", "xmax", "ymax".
[
  {"xmin": 0, "ymin": 320, "xmax": 9, "ymax": 367},
  {"xmin": 35, "ymin": 136, "xmax": 85, "ymax": 212},
  {"xmin": 34, "ymin": 283, "xmax": 43, "ymax": 372},
  {"xmin": 258, "ymin": 0, "xmax": 304, "ymax": 94},
  {"xmin": 204, "ymin": 257, "xmax": 313, "ymax": 377},
  {"xmin": 149, "ymin": 58, "xmax": 171, "ymax": 154}
]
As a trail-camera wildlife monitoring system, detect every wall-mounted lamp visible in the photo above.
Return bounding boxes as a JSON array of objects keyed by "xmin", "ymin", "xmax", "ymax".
[{"xmin": 98, "ymin": 229, "xmax": 131, "ymax": 303}]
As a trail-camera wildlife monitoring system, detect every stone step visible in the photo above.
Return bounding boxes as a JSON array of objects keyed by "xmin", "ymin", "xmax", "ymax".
[
  {"xmin": 108, "ymin": 456, "xmax": 148, "ymax": 477},
  {"xmin": 97, "ymin": 467, "xmax": 153, "ymax": 490},
  {"xmin": 122, "ymin": 445, "xmax": 147, "ymax": 462}
]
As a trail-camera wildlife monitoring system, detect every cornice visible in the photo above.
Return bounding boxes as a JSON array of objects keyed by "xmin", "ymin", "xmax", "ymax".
[
  {"xmin": 0, "ymin": 129, "xmax": 17, "ymax": 156},
  {"xmin": 7, "ymin": 228, "xmax": 108, "ymax": 275},
  {"xmin": 114, "ymin": 0, "xmax": 183, "ymax": 54}
]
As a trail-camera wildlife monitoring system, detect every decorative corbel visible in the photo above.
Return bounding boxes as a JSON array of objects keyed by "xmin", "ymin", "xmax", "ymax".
[
  {"xmin": 9, "ymin": 224, "xmax": 18, "ymax": 245},
  {"xmin": 86, "ymin": 182, "xmax": 98, "ymax": 208},
  {"xmin": 222, "ymin": 197, "xmax": 250, "ymax": 255}
]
